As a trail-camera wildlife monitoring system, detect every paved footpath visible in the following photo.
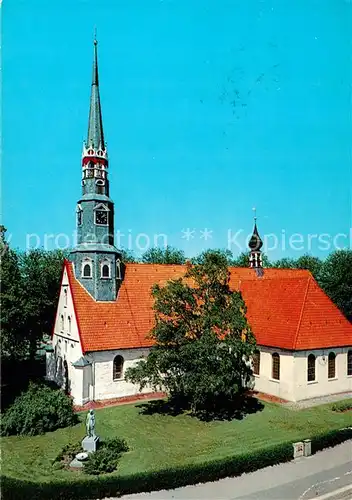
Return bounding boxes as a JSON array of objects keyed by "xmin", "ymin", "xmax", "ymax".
[
  {"xmin": 114, "ymin": 441, "xmax": 352, "ymax": 500},
  {"xmin": 282, "ymin": 392, "xmax": 352, "ymax": 411}
]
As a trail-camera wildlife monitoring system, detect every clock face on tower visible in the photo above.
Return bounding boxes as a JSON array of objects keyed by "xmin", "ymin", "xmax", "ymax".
[{"xmin": 95, "ymin": 210, "xmax": 108, "ymax": 225}]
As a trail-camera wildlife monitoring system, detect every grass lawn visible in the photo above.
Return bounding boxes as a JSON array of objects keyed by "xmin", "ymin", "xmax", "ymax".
[{"xmin": 1, "ymin": 398, "xmax": 352, "ymax": 484}]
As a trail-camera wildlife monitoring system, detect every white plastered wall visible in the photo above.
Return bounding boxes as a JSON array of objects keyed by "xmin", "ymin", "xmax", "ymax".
[
  {"xmin": 48, "ymin": 267, "xmax": 85, "ymax": 404},
  {"xmin": 252, "ymin": 346, "xmax": 295, "ymax": 401},
  {"xmin": 293, "ymin": 347, "xmax": 352, "ymax": 401},
  {"xmin": 252, "ymin": 345, "xmax": 352, "ymax": 402},
  {"xmin": 88, "ymin": 348, "xmax": 152, "ymax": 401}
]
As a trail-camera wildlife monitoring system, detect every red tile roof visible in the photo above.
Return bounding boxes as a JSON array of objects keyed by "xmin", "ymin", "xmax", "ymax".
[{"xmin": 65, "ymin": 261, "xmax": 352, "ymax": 353}]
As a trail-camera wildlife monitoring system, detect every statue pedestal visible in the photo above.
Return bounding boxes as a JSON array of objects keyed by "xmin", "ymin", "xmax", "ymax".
[{"xmin": 82, "ymin": 435, "xmax": 99, "ymax": 453}]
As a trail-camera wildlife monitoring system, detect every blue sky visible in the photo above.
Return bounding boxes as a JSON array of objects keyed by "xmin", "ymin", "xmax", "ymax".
[{"xmin": 3, "ymin": 0, "xmax": 352, "ymax": 260}]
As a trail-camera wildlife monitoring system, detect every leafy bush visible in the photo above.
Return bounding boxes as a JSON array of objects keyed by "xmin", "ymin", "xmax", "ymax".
[
  {"xmin": 2, "ymin": 428, "xmax": 352, "ymax": 500},
  {"xmin": 83, "ymin": 447, "xmax": 120, "ymax": 475},
  {"xmin": 0, "ymin": 382, "xmax": 78, "ymax": 436},
  {"xmin": 331, "ymin": 400, "xmax": 352, "ymax": 412},
  {"xmin": 83, "ymin": 437, "xmax": 129, "ymax": 475},
  {"xmin": 103, "ymin": 437, "xmax": 129, "ymax": 454}
]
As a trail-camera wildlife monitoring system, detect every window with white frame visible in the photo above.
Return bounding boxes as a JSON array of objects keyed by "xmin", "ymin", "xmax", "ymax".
[
  {"xmin": 116, "ymin": 259, "xmax": 122, "ymax": 280},
  {"xmin": 101, "ymin": 261, "xmax": 111, "ymax": 279},
  {"xmin": 82, "ymin": 259, "xmax": 93, "ymax": 278},
  {"xmin": 76, "ymin": 204, "xmax": 82, "ymax": 226}
]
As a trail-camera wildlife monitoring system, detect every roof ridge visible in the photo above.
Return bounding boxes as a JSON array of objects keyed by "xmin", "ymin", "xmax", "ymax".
[
  {"xmin": 125, "ymin": 263, "xmax": 185, "ymax": 268},
  {"xmin": 293, "ymin": 276, "xmax": 311, "ymax": 349},
  {"xmin": 65, "ymin": 261, "xmax": 86, "ymax": 354}
]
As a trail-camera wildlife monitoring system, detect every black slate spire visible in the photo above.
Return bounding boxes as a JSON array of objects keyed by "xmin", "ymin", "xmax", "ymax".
[
  {"xmin": 87, "ymin": 37, "xmax": 105, "ymax": 150},
  {"xmin": 248, "ymin": 221, "xmax": 263, "ymax": 251},
  {"xmin": 249, "ymin": 209, "xmax": 263, "ymax": 271}
]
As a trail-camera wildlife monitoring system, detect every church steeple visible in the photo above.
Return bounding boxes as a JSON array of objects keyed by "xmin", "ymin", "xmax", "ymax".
[
  {"xmin": 248, "ymin": 209, "xmax": 263, "ymax": 270},
  {"xmin": 87, "ymin": 37, "xmax": 105, "ymax": 150},
  {"xmin": 70, "ymin": 37, "xmax": 122, "ymax": 302},
  {"xmin": 81, "ymin": 38, "xmax": 109, "ymax": 198}
]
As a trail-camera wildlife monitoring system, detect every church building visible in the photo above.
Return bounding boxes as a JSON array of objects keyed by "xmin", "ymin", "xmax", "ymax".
[{"xmin": 46, "ymin": 40, "xmax": 352, "ymax": 406}]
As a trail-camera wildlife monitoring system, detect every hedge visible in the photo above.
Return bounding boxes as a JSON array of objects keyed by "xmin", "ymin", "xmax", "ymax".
[
  {"xmin": 331, "ymin": 400, "xmax": 352, "ymax": 413},
  {"xmin": 2, "ymin": 427, "xmax": 352, "ymax": 500}
]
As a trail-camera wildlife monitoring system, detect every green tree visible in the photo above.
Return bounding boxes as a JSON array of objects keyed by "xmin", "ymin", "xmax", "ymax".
[
  {"xmin": 141, "ymin": 246, "xmax": 186, "ymax": 265},
  {"xmin": 1, "ymin": 231, "xmax": 67, "ymax": 360},
  {"xmin": 273, "ymin": 254, "xmax": 322, "ymax": 278},
  {"xmin": 18, "ymin": 249, "xmax": 68, "ymax": 359},
  {"xmin": 0, "ymin": 229, "xmax": 27, "ymax": 360},
  {"xmin": 318, "ymin": 250, "xmax": 352, "ymax": 321},
  {"xmin": 272, "ymin": 257, "xmax": 296, "ymax": 269},
  {"xmin": 295, "ymin": 255, "xmax": 322, "ymax": 278},
  {"xmin": 125, "ymin": 250, "xmax": 256, "ymax": 418},
  {"xmin": 191, "ymin": 248, "xmax": 234, "ymax": 265},
  {"xmin": 121, "ymin": 249, "xmax": 139, "ymax": 263}
]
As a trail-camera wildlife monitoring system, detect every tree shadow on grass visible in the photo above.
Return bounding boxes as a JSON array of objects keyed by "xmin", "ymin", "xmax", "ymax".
[
  {"xmin": 137, "ymin": 397, "xmax": 185, "ymax": 417},
  {"xmin": 137, "ymin": 394, "xmax": 264, "ymax": 422}
]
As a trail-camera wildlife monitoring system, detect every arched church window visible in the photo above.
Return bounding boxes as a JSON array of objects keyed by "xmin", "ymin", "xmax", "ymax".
[
  {"xmin": 64, "ymin": 288, "xmax": 68, "ymax": 307},
  {"xmin": 113, "ymin": 355, "xmax": 124, "ymax": 380},
  {"xmin": 95, "ymin": 179, "xmax": 105, "ymax": 195},
  {"xmin": 116, "ymin": 259, "xmax": 122, "ymax": 280},
  {"xmin": 76, "ymin": 205, "xmax": 82, "ymax": 226},
  {"xmin": 101, "ymin": 262, "xmax": 111, "ymax": 279},
  {"xmin": 68, "ymin": 316, "xmax": 71, "ymax": 334},
  {"xmin": 82, "ymin": 260, "xmax": 92, "ymax": 278},
  {"xmin": 60, "ymin": 315, "xmax": 64, "ymax": 331}
]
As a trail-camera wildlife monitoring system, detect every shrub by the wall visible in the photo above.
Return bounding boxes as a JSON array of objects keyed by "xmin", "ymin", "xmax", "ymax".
[
  {"xmin": 0, "ymin": 382, "xmax": 78, "ymax": 436},
  {"xmin": 331, "ymin": 400, "xmax": 352, "ymax": 413}
]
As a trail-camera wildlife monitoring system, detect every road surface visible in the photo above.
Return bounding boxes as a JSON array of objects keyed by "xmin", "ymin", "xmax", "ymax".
[{"xmin": 118, "ymin": 440, "xmax": 352, "ymax": 500}]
